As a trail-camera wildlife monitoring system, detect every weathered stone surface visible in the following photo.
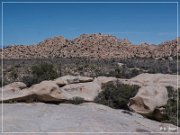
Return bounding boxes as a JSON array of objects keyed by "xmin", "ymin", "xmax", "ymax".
[
  {"xmin": 1, "ymin": 82, "xmax": 31, "ymax": 101},
  {"xmin": 60, "ymin": 82, "xmax": 101, "ymax": 101},
  {"xmin": 118, "ymin": 73, "xmax": 179, "ymax": 118},
  {"xmin": 1, "ymin": 81, "xmax": 68, "ymax": 102},
  {"xmin": 1, "ymin": 73, "xmax": 179, "ymax": 120},
  {"xmin": 94, "ymin": 76, "xmax": 117, "ymax": 86},
  {"xmin": 1, "ymin": 76, "xmax": 115, "ymax": 102},
  {"xmin": 28, "ymin": 80, "xmax": 66, "ymax": 102},
  {"xmin": 59, "ymin": 76, "xmax": 117, "ymax": 101},
  {"xmin": 3, "ymin": 82, "xmax": 27, "ymax": 91},
  {"xmin": 2, "ymin": 103, "xmax": 178, "ymax": 133},
  {"xmin": 131, "ymin": 73, "xmax": 179, "ymax": 88},
  {"xmin": 54, "ymin": 75, "xmax": 93, "ymax": 86},
  {"xmin": 128, "ymin": 84, "xmax": 168, "ymax": 115}
]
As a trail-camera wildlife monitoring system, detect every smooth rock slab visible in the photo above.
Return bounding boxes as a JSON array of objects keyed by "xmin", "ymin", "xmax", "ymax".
[{"xmin": 1, "ymin": 103, "xmax": 178, "ymax": 134}]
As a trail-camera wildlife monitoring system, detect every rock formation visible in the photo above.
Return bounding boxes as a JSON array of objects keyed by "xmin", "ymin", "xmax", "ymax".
[
  {"xmin": 1, "ymin": 74, "xmax": 179, "ymax": 119},
  {"xmin": 1, "ymin": 34, "xmax": 179, "ymax": 59},
  {"xmin": 1, "ymin": 103, "xmax": 178, "ymax": 133},
  {"xmin": 0, "ymin": 73, "xmax": 179, "ymax": 133},
  {"xmin": 120, "ymin": 73, "xmax": 179, "ymax": 118}
]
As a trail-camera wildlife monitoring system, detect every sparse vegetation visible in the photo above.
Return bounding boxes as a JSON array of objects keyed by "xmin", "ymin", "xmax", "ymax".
[
  {"xmin": 22, "ymin": 75, "xmax": 38, "ymax": 87},
  {"xmin": 9, "ymin": 67, "xmax": 18, "ymax": 79},
  {"xmin": 94, "ymin": 81, "xmax": 139, "ymax": 110},
  {"xmin": 108, "ymin": 65, "xmax": 143, "ymax": 79},
  {"xmin": 31, "ymin": 63, "xmax": 58, "ymax": 79},
  {"xmin": 22, "ymin": 63, "xmax": 58, "ymax": 87},
  {"xmin": 69, "ymin": 97, "xmax": 85, "ymax": 104},
  {"xmin": 0, "ymin": 75, "xmax": 8, "ymax": 87},
  {"xmin": 0, "ymin": 77, "xmax": 2, "ymax": 87},
  {"xmin": 1, "ymin": 57, "xmax": 178, "ymax": 86}
]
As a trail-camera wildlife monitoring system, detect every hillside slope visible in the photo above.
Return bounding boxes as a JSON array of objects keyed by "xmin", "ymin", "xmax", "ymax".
[{"xmin": 1, "ymin": 34, "xmax": 179, "ymax": 59}]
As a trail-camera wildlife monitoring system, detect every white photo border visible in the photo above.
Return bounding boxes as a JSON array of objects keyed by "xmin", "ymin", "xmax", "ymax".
[{"xmin": 1, "ymin": 1, "xmax": 179, "ymax": 134}]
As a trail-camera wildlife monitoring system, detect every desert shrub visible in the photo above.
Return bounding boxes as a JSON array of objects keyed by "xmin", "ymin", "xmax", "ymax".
[
  {"xmin": 22, "ymin": 75, "xmax": 38, "ymax": 87},
  {"xmin": 32, "ymin": 63, "xmax": 58, "ymax": 79},
  {"xmin": 9, "ymin": 67, "xmax": 18, "ymax": 79},
  {"xmin": 0, "ymin": 76, "xmax": 8, "ymax": 87},
  {"xmin": 22, "ymin": 63, "xmax": 58, "ymax": 86},
  {"xmin": 0, "ymin": 76, "xmax": 3, "ymax": 87},
  {"xmin": 162, "ymin": 86, "xmax": 179, "ymax": 126},
  {"xmin": 131, "ymin": 68, "xmax": 141, "ymax": 77},
  {"xmin": 31, "ymin": 63, "xmax": 57, "ymax": 78},
  {"xmin": 69, "ymin": 97, "xmax": 85, "ymax": 104},
  {"xmin": 108, "ymin": 67, "xmax": 128, "ymax": 78},
  {"xmin": 124, "ymin": 58, "xmax": 178, "ymax": 74},
  {"xmin": 108, "ymin": 66, "xmax": 142, "ymax": 79},
  {"xmin": 3, "ymin": 57, "xmax": 179, "ymax": 87},
  {"xmin": 94, "ymin": 81, "xmax": 139, "ymax": 110},
  {"xmin": 114, "ymin": 67, "xmax": 127, "ymax": 78}
]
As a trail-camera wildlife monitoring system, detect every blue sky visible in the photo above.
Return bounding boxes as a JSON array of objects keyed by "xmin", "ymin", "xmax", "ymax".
[{"xmin": 1, "ymin": 0, "xmax": 178, "ymax": 46}]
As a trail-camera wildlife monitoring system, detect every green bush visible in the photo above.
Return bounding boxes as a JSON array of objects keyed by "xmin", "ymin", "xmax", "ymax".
[
  {"xmin": 9, "ymin": 67, "xmax": 18, "ymax": 79},
  {"xmin": 22, "ymin": 75, "xmax": 38, "ymax": 87},
  {"xmin": 131, "ymin": 68, "xmax": 141, "ymax": 77},
  {"xmin": 22, "ymin": 63, "xmax": 58, "ymax": 87},
  {"xmin": 31, "ymin": 63, "xmax": 58, "ymax": 79},
  {"xmin": 116, "ymin": 67, "xmax": 129, "ymax": 78},
  {"xmin": 69, "ymin": 97, "xmax": 85, "ymax": 104},
  {"xmin": 108, "ymin": 66, "xmax": 142, "ymax": 79},
  {"xmin": 162, "ymin": 86, "xmax": 179, "ymax": 126},
  {"xmin": 0, "ymin": 76, "xmax": 2, "ymax": 87},
  {"xmin": 94, "ymin": 81, "xmax": 139, "ymax": 110},
  {"xmin": 0, "ymin": 75, "xmax": 8, "ymax": 87}
]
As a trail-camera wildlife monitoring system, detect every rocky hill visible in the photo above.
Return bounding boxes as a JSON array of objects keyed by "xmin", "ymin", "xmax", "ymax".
[{"xmin": 1, "ymin": 33, "xmax": 179, "ymax": 59}]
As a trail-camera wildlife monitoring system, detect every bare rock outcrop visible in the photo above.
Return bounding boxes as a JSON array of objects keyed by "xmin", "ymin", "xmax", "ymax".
[
  {"xmin": 3, "ymin": 82, "xmax": 27, "ymax": 91},
  {"xmin": 119, "ymin": 73, "xmax": 179, "ymax": 119},
  {"xmin": 1, "ymin": 74, "xmax": 179, "ymax": 120},
  {"xmin": 1, "ymin": 103, "xmax": 178, "ymax": 133},
  {"xmin": 54, "ymin": 75, "xmax": 93, "ymax": 86},
  {"xmin": 128, "ymin": 84, "xmax": 168, "ymax": 115},
  {"xmin": 1, "ymin": 75, "xmax": 116, "ymax": 102}
]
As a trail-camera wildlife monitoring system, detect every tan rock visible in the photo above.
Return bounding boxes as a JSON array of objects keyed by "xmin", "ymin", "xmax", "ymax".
[
  {"xmin": 94, "ymin": 76, "xmax": 117, "ymax": 86},
  {"xmin": 28, "ymin": 80, "xmax": 65, "ymax": 102},
  {"xmin": 0, "ymin": 76, "xmax": 116, "ymax": 102},
  {"xmin": 120, "ymin": 73, "xmax": 179, "ymax": 118},
  {"xmin": 128, "ymin": 84, "xmax": 168, "ymax": 115},
  {"xmin": 54, "ymin": 75, "xmax": 93, "ymax": 86},
  {"xmin": 3, "ymin": 82, "xmax": 27, "ymax": 91},
  {"xmin": 1, "ymin": 81, "xmax": 64, "ymax": 102},
  {"xmin": 60, "ymin": 82, "xmax": 101, "ymax": 101},
  {"xmin": 1, "ymin": 82, "xmax": 31, "ymax": 101},
  {"xmin": 0, "ymin": 73, "xmax": 179, "ymax": 121}
]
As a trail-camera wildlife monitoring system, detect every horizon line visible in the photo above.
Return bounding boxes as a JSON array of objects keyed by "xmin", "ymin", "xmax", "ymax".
[{"xmin": 3, "ymin": 34, "xmax": 178, "ymax": 47}]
